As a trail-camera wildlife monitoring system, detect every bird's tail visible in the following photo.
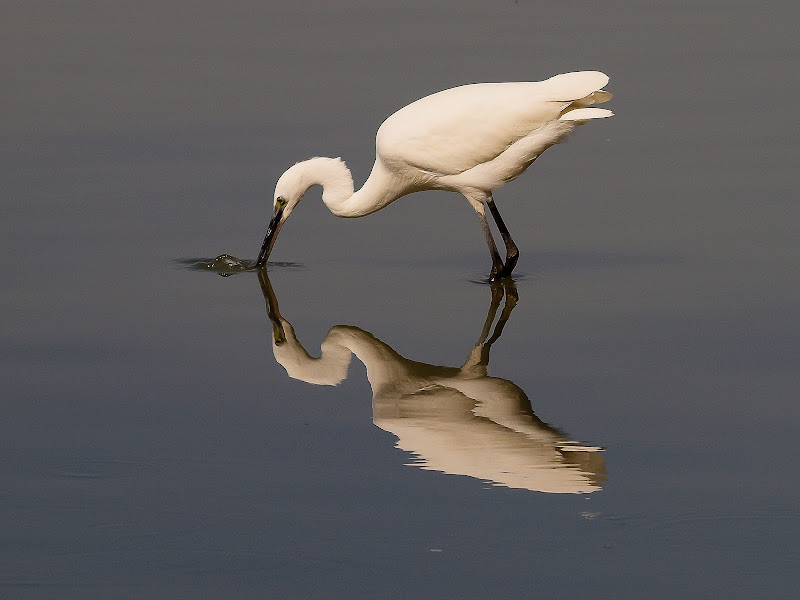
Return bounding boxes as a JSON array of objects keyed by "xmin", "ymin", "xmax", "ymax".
[
  {"xmin": 559, "ymin": 107, "xmax": 614, "ymax": 121},
  {"xmin": 538, "ymin": 71, "xmax": 613, "ymax": 122},
  {"xmin": 541, "ymin": 71, "xmax": 610, "ymax": 101}
]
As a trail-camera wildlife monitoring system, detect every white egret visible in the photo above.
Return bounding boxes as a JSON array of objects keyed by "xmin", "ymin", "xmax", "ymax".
[{"xmin": 256, "ymin": 71, "xmax": 612, "ymax": 279}]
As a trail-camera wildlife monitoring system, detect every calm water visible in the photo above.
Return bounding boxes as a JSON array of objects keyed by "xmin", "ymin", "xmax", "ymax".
[{"xmin": 2, "ymin": 1, "xmax": 799, "ymax": 598}]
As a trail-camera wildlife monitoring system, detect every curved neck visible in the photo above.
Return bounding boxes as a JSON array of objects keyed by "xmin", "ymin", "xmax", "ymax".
[{"xmin": 291, "ymin": 157, "xmax": 402, "ymax": 218}]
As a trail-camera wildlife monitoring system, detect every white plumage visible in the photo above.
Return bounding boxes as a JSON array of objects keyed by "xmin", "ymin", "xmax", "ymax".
[{"xmin": 256, "ymin": 71, "xmax": 613, "ymax": 279}]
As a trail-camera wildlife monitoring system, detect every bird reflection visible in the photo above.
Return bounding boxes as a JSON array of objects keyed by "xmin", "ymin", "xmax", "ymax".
[{"xmin": 258, "ymin": 272, "xmax": 605, "ymax": 493}]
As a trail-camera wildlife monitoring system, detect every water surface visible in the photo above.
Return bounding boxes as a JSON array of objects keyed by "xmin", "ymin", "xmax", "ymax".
[{"xmin": 2, "ymin": 1, "xmax": 798, "ymax": 598}]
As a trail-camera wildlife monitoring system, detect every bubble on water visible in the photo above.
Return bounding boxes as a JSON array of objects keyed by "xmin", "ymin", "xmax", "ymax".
[
  {"xmin": 207, "ymin": 254, "xmax": 250, "ymax": 271},
  {"xmin": 174, "ymin": 254, "xmax": 253, "ymax": 276},
  {"xmin": 174, "ymin": 255, "xmax": 304, "ymax": 275}
]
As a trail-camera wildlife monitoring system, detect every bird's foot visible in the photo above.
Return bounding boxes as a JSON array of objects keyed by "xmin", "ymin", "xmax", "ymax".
[
  {"xmin": 489, "ymin": 258, "xmax": 505, "ymax": 281},
  {"xmin": 489, "ymin": 254, "xmax": 518, "ymax": 281},
  {"xmin": 498, "ymin": 252, "xmax": 519, "ymax": 278},
  {"xmin": 489, "ymin": 269, "xmax": 511, "ymax": 282}
]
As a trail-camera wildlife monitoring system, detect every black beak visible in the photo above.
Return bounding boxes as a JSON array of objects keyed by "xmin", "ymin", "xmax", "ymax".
[{"xmin": 255, "ymin": 205, "xmax": 284, "ymax": 268}]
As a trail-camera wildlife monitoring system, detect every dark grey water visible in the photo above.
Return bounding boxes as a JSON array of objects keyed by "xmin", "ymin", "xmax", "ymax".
[{"xmin": 2, "ymin": 1, "xmax": 798, "ymax": 598}]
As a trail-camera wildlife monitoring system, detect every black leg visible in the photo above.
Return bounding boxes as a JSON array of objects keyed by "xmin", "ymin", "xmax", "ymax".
[
  {"xmin": 478, "ymin": 210, "xmax": 505, "ymax": 280},
  {"xmin": 486, "ymin": 196, "xmax": 519, "ymax": 277}
]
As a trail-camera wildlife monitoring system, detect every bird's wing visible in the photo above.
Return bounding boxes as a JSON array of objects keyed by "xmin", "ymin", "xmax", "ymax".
[{"xmin": 376, "ymin": 71, "xmax": 610, "ymax": 176}]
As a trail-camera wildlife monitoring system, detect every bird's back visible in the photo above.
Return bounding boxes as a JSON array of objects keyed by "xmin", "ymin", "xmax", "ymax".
[{"xmin": 376, "ymin": 71, "xmax": 611, "ymax": 177}]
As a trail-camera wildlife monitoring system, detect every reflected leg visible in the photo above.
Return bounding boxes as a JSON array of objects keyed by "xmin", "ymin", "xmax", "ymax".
[
  {"xmin": 486, "ymin": 279, "xmax": 518, "ymax": 347},
  {"xmin": 462, "ymin": 279, "xmax": 505, "ymax": 375}
]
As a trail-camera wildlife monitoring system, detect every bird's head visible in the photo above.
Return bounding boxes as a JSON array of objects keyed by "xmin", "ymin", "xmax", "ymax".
[
  {"xmin": 254, "ymin": 163, "xmax": 309, "ymax": 268},
  {"xmin": 255, "ymin": 157, "xmax": 353, "ymax": 267}
]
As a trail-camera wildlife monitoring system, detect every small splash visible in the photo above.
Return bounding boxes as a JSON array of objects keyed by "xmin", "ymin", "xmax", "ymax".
[
  {"xmin": 467, "ymin": 271, "xmax": 534, "ymax": 285},
  {"xmin": 174, "ymin": 255, "xmax": 304, "ymax": 276},
  {"xmin": 176, "ymin": 254, "xmax": 253, "ymax": 276}
]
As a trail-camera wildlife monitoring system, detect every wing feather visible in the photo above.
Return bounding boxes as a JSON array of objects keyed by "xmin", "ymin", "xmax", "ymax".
[{"xmin": 376, "ymin": 72, "xmax": 610, "ymax": 175}]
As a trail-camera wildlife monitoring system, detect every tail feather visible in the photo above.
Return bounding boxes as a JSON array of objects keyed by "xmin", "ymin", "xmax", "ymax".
[
  {"xmin": 540, "ymin": 71, "xmax": 610, "ymax": 101},
  {"xmin": 570, "ymin": 90, "xmax": 613, "ymax": 108},
  {"xmin": 559, "ymin": 108, "xmax": 614, "ymax": 122}
]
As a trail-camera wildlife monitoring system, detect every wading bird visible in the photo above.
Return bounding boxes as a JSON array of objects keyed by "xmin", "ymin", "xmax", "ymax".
[{"xmin": 256, "ymin": 71, "xmax": 612, "ymax": 280}]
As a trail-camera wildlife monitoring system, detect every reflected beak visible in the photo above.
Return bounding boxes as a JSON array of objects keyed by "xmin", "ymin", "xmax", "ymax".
[{"xmin": 255, "ymin": 205, "xmax": 284, "ymax": 268}]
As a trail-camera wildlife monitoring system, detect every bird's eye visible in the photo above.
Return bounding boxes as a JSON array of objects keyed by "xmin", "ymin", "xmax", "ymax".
[{"xmin": 275, "ymin": 196, "xmax": 287, "ymax": 209}]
